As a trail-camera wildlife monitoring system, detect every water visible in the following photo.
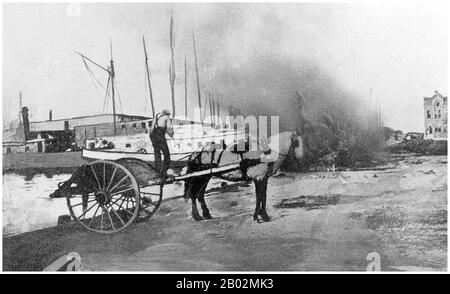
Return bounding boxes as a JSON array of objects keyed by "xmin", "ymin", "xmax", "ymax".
[
  {"xmin": 3, "ymin": 172, "xmax": 72, "ymax": 236},
  {"xmin": 2, "ymin": 170, "xmax": 225, "ymax": 237}
]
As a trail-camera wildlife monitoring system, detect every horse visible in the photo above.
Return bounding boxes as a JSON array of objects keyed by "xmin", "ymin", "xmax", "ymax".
[{"xmin": 184, "ymin": 130, "xmax": 304, "ymax": 222}]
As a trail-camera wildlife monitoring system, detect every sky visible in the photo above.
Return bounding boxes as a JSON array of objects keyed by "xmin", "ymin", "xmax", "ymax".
[{"xmin": 2, "ymin": 2, "xmax": 448, "ymax": 132}]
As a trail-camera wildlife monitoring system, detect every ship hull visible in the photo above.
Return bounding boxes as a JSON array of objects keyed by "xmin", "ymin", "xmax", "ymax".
[{"xmin": 82, "ymin": 148, "xmax": 192, "ymax": 165}]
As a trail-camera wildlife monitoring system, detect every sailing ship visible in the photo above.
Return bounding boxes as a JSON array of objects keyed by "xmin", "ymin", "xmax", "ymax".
[{"xmin": 78, "ymin": 14, "xmax": 243, "ymax": 163}]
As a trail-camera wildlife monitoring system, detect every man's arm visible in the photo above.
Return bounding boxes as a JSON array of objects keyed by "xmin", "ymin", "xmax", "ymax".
[
  {"xmin": 149, "ymin": 119, "xmax": 155, "ymax": 134},
  {"xmin": 166, "ymin": 117, "xmax": 174, "ymax": 138}
]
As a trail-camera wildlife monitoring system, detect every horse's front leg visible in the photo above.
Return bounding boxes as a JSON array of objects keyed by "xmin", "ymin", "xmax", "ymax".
[
  {"xmin": 191, "ymin": 197, "xmax": 203, "ymax": 221},
  {"xmin": 186, "ymin": 179, "xmax": 203, "ymax": 221},
  {"xmin": 253, "ymin": 180, "xmax": 262, "ymax": 222},
  {"xmin": 259, "ymin": 178, "xmax": 270, "ymax": 222},
  {"xmin": 198, "ymin": 194, "xmax": 212, "ymax": 219}
]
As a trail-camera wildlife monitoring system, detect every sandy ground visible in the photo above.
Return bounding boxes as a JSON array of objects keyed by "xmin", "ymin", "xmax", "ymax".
[{"xmin": 3, "ymin": 154, "xmax": 447, "ymax": 271}]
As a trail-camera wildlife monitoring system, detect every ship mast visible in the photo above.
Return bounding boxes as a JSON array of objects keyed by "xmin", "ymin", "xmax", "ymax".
[
  {"xmin": 184, "ymin": 55, "xmax": 188, "ymax": 118},
  {"xmin": 143, "ymin": 36, "xmax": 156, "ymax": 118},
  {"xmin": 75, "ymin": 40, "xmax": 119, "ymax": 135},
  {"xmin": 216, "ymin": 99, "xmax": 220, "ymax": 126},
  {"xmin": 169, "ymin": 11, "xmax": 176, "ymax": 117},
  {"xmin": 193, "ymin": 32, "xmax": 202, "ymax": 123},
  {"xmin": 109, "ymin": 40, "xmax": 117, "ymax": 134}
]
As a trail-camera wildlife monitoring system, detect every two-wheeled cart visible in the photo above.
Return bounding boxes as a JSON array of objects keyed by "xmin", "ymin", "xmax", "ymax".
[{"xmin": 50, "ymin": 157, "xmax": 244, "ymax": 234}]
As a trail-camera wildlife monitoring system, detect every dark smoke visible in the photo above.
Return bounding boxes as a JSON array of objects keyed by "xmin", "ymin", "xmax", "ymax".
[{"xmin": 211, "ymin": 54, "xmax": 373, "ymax": 132}]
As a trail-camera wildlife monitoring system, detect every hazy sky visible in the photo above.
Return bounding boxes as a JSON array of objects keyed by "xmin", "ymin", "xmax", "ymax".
[{"xmin": 2, "ymin": 2, "xmax": 448, "ymax": 132}]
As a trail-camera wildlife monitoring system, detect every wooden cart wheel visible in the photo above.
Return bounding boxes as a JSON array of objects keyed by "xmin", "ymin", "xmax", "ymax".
[
  {"xmin": 139, "ymin": 179, "xmax": 164, "ymax": 221},
  {"xmin": 116, "ymin": 157, "xmax": 164, "ymax": 222},
  {"xmin": 66, "ymin": 160, "xmax": 140, "ymax": 234}
]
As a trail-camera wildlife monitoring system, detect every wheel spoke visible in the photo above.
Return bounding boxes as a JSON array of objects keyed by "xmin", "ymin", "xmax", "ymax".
[
  {"xmin": 71, "ymin": 199, "xmax": 96, "ymax": 208},
  {"xmin": 122, "ymin": 208, "xmax": 134, "ymax": 216},
  {"xmin": 109, "ymin": 195, "xmax": 125, "ymax": 208},
  {"xmin": 90, "ymin": 164, "xmax": 102, "ymax": 190},
  {"xmin": 109, "ymin": 205, "xmax": 126, "ymax": 226},
  {"xmin": 77, "ymin": 202, "xmax": 98, "ymax": 220},
  {"xmin": 110, "ymin": 187, "xmax": 134, "ymax": 196},
  {"xmin": 103, "ymin": 162, "xmax": 106, "ymax": 190},
  {"xmin": 88, "ymin": 204, "xmax": 101, "ymax": 228},
  {"xmin": 106, "ymin": 166, "xmax": 118, "ymax": 191},
  {"xmin": 109, "ymin": 175, "xmax": 130, "ymax": 194},
  {"xmin": 105, "ymin": 208, "xmax": 116, "ymax": 231},
  {"xmin": 116, "ymin": 197, "xmax": 127, "ymax": 212}
]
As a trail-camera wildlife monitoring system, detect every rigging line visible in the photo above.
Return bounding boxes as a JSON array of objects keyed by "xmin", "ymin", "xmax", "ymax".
[
  {"xmin": 82, "ymin": 58, "xmax": 106, "ymax": 93},
  {"xmin": 75, "ymin": 51, "xmax": 109, "ymax": 72},
  {"xmin": 113, "ymin": 80, "xmax": 124, "ymax": 114},
  {"xmin": 82, "ymin": 57, "xmax": 106, "ymax": 89},
  {"xmin": 82, "ymin": 58, "xmax": 105, "ymax": 101},
  {"xmin": 104, "ymin": 76, "xmax": 110, "ymax": 113},
  {"xmin": 102, "ymin": 76, "xmax": 111, "ymax": 113}
]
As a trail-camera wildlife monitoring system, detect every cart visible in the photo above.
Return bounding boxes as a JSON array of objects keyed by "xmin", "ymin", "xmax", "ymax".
[{"xmin": 50, "ymin": 156, "xmax": 244, "ymax": 234}]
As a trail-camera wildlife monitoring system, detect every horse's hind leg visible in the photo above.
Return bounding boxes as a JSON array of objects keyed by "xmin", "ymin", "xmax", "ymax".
[
  {"xmin": 198, "ymin": 180, "xmax": 212, "ymax": 219},
  {"xmin": 254, "ymin": 179, "xmax": 270, "ymax": 222},
  {"xmin": 259, "ymin": 178, "xmax": 270, "ymax": 222},
  {"xmin": 191, "ymin": 198, "xmax": 203, "ymax": 221}
]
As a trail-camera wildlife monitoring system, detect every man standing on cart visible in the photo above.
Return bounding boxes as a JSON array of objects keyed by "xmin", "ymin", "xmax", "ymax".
[{"xmin": 149, "ymin": 109, "xmax": 174, "ymax": 176}]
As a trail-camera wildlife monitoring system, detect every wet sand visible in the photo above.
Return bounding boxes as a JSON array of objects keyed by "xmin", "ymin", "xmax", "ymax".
[{"xmin": 3, "ymin": 155, "xmax": 447, "ymax": 271}]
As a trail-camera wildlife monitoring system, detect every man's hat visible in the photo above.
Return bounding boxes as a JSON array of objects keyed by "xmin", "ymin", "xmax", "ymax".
[{"xmin": 162, "ymin": 109, "xmax": 171, "ymax": 115}]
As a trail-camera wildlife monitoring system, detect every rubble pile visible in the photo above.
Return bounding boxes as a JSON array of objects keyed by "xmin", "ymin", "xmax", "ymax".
[
  {"xmin": 283, "ymin": 108, "xmax": 386, "ymax": 171},
  {"xmin": 388, "ymin": 139, "xmax": 447, "ymax": 155}
]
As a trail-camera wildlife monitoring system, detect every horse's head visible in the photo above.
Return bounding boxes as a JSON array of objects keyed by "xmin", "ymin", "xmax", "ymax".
[
  {"xmin": 49, "ymin": 165, "xmax": 87, "ymax": 199},
  {"xmin": 287, "ymin": 130, "xmax": 304, "ymax": 161},
  {"xmin": 260, "ymin": 130, "xmax": 304, "ymax": 163}
]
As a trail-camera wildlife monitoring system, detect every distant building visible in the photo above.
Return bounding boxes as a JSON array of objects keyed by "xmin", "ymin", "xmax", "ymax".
[
  {"xmin": 30, "ymin": 113, "xmax": 152, "ymax": 149},
  {"xmin": 4, "ymin": 109, "xmax": 152, "ymax": 153},
  {"xmin": 424, "ymin": 90, "xmax": 447, "ymax": 140},
  {"xmin": 2, "ymin": 107, "xmax": 46, "ymax": 154},
  {"xmin": 30, "ymin": 113, "xmax": 150, "ymax": 133}
]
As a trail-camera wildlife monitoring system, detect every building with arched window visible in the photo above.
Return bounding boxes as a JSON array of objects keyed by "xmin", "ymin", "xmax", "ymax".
[{"xmin": 424, "ymin": 90, "xmax": 447, "ymax": 140}]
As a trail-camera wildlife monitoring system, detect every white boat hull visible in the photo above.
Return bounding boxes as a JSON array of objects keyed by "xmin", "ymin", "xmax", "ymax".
[
  {"xmin": 82, "ymin": 149, "xmax": 192, "ymax": 163},
  {"xmin": 83, "ymin": 126, "xmax": 245, "ymax": 164}
]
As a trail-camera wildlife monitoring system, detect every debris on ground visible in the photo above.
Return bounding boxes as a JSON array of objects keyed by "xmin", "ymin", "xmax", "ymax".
[{"xmin": 274, "ymin": 195, "xmax": 340, "ymax": 210}]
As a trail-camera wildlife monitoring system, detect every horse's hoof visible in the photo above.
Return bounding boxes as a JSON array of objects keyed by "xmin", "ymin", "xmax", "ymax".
[
  {"xmin": 193, "ymin": 215, "xmax": 203, "ymax": 221},
  {"xmin": 260, "ymin": 216, "xmax": 271, "ymax": 222},
  {"xmin": 203, "ymin": 213, "xmax": 213, "ymax": 220},
  {"xmin": 259, "ymin": 212, "xmax": 271, "ymax": 222}
]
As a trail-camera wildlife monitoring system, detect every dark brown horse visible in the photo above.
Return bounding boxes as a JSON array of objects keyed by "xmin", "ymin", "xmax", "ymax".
[{"xmin": 184, "ymin": 131, "xmax": 304, "ymax": 222}]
